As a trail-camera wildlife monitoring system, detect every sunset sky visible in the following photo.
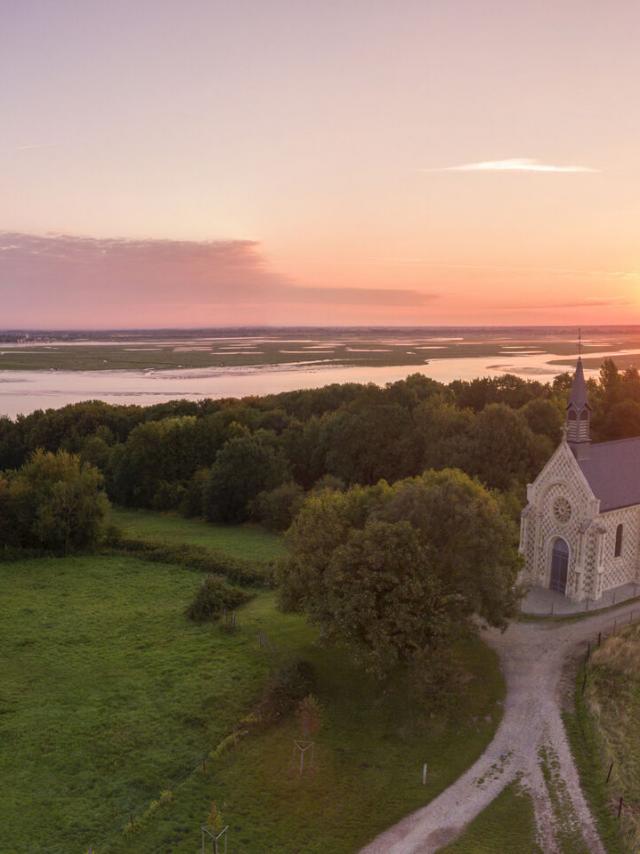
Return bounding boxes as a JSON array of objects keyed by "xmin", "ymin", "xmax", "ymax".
[{"xmin": 2, "ymin": 1, "xmax": 639, "ymax": 328}]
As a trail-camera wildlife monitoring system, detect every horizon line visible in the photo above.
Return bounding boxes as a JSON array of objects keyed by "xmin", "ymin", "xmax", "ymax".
[{"xmin": 3, "ymin": 323, "xmax": 640, "ymax": 333}]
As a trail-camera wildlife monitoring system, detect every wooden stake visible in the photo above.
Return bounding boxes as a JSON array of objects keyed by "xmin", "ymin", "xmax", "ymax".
[
  {"xmin": 606, "ymin": 761, "xmax": 614, "ymax": 783},
  {"xmin": 617, "ymin": 796, "xmax": 624, "ymax": 818}
]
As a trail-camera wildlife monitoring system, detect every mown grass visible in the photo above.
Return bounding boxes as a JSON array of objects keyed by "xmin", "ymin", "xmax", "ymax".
[
  {"xmin": 109, "ymin": 507, "xmax": 286, "ymax": 563},
  {"xmin": 564, "ymin": 627, "xmax": 640, "ymax": 854},
  {"xmin": 443, "ymin": 782, "xmax": 539, "ymax": 853}
]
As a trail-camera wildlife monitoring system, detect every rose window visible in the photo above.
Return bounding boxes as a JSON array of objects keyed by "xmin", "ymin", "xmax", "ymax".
[{"xmin": 553, "ymin": 497, "xmax": 572, "ymax": 524}]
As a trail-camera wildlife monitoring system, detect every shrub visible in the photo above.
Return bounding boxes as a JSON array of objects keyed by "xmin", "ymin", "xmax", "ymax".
[
  {"xmin": 257, "ymin": 659, "xmax": 316, "ymax": 724},
  {"xmin": 185, "ymin": 575, "xmax": 252, "ymax": 623},
  {"xmin": 105, "ymin": 534, "xmax": 273, "ymax": 586}
]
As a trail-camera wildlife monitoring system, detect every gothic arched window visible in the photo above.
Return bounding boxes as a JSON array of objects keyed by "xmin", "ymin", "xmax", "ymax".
[{"xmin": 615, "ymin": 524, "xmax": 623, "ymax": 557}]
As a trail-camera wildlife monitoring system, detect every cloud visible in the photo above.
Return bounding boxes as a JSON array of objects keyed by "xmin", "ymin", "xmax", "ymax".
[
  {"xmin": 5, "ymin": 143, "xmax": 59, "ymax": 153},
  {"xmin": 0, "ymin": 232, "xmax": 436, "ymax": 327},
  {"xmin": 424, "ymin": 158, "xmax": 598, "ymax": 174},
  {"xmin": 507, "ymin": 298, "xmax": 631, "ymax": 311}
]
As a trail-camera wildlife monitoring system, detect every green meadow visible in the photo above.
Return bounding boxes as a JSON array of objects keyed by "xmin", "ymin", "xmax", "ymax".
[
  {"xmin": 1, "ymin": 513, "xmax": 505, "ymax": 853},
  {"xmin": 109, "ymin": 507, "xmax": 287, "ymax": 563}
]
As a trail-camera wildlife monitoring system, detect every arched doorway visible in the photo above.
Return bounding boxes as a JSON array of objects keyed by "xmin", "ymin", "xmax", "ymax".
[{"xmin": 550, "ymin": 538, "xmax": 569, "ymax": 594}]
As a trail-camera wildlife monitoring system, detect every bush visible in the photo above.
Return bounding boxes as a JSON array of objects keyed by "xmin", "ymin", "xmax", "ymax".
[
  {"xmin": 185, "ymin": 575, "xmax": 252, "ymax": 623},
  {"xmin": 257, "ymin": 659, "xmax": 316, "ymax": 724},
  {"xmin": 105, "ymin": 534, "xmax": 273, "ymax": 586}
]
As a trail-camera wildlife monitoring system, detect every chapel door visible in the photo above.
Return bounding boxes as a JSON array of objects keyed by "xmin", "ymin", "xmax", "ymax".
[{"xmin": 550, "ymin": 539, "xmax": 569, "ymax": 594}]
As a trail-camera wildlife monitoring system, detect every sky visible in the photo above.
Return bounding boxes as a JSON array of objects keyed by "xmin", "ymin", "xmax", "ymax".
[{"xmin": 1, "ymin": 0, "xmax": 639, "ymax": 328}]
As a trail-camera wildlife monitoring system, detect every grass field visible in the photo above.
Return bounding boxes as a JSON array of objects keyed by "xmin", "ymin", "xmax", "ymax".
[
  {"xmin": 109, "ymin": 507, "xmax": 287, "ymax": 563},
  {"xmin": 565, "ymin": 626, "xmax": 640, "ymax": 854},
  {"xmin": 0, "ymin": 554, "xmax": 271, "ymax": 853},
  {"xmin": 2, "ymin": 513, "xmax": 505, "ymax": 853},
  {"xmin": 443, "ymin": 783, "xmax": 539, "ymax": 853},
  {"xmin": 116, "ymin": 627, "xmax": 503, "ymax": 854}
]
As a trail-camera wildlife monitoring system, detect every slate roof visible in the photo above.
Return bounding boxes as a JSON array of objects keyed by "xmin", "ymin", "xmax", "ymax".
[
  {"xmin": 568, "ymin": 358, "xmax": 590, "ymax": 410},
  {"xmin": 577, "ymin": 436, "xmax": 640, "ymax": 511}
]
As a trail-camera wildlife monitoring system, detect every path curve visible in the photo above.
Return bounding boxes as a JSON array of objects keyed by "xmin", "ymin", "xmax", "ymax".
[{"xmin": 361, "ymin": 602, "xmax": 639, "ymax": 854}]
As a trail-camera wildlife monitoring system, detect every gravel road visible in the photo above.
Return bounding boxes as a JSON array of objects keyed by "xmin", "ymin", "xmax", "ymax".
[{"xmin": 361, "ymin": 602, "xmax": 639, "ymax": 853}]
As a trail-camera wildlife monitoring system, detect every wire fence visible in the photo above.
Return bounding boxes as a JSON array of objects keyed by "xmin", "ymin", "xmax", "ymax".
[
  {"xmin": 84, "ymin": 617, "xmax": 277, "ymax": 851},
  {"xmin": 578, "ymin": 606, "xmax": 640, "ymax": 826}
]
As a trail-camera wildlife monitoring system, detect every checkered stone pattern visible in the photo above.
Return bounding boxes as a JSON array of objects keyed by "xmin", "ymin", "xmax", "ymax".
[
  {"xmin": 518, "ymin": 442, "xmax": 635, "ymax": 602},
  {"xmin": 596, "ymin": 506, "xmax": 640, "ymax": 593}
]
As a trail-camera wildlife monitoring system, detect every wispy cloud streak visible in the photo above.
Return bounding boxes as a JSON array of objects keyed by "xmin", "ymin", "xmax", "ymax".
[
  {"xmin": 5, "ymin": 143, "xmax": 59, "ymax": 153},
  {"xmin": 424, "ymin": 158, "xmax": 598, "ymax": 174}
]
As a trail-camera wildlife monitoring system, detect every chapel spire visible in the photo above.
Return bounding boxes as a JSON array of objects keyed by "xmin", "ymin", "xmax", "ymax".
[{"xmin": 567, "ymin": 354, "xmax": 591, "ymax": 449}]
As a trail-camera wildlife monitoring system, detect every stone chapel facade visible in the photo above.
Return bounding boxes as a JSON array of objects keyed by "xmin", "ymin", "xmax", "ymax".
[{"xmin": 519, "ymin": 358, "xmax": 640, "ymax": 603}]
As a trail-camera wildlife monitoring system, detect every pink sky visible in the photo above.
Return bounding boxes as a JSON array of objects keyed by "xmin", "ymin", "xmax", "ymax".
[{"xmin": 2, "ymin": 1, "xmax": 639, "ymax": 327}]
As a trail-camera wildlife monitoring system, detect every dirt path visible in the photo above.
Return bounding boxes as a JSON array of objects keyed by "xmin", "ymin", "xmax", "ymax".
[{"xmin": 361, "ymin": 602, "xmax": 640, "ymax": 854}]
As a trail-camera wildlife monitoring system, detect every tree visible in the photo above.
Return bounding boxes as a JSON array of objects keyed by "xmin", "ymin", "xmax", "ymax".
[
  {"xmin": 323, "ymin": 402, "xmax": 414, "ymax": 484},
  {"xmin": 251, "ymin": 481, "xmax": 305, "ymax": 531},
  {"xmin": 519, "ymin": 398, "xmax": 564, "ymax": 445},
  {"xmin": 320, "ymin": 519, "xmax": 454, "ymax": 675},
  {"xmin": 464, "ymin": 403, "xmax": 551, "ymax": 490},
  {"xmin": 412, "ymin": 396, "xmax": 474, "ymax": 471},
  {"xmin": 600, "ymin": 399, "xmax": 640, "ymax": 440},
  {"xmin": 279, "ymin": 470, "xmax": 521, "ymax": 679},
  {"xmin": 379, "ymin": 469, "xmax": 522, "ymax": 627},
  {"xmin": 203, "ymin": 429, "xmax": 290, "ymax": 523},
  {"xmin": 296, "ymin": 694, "xmax": 323, "ymax": 739},
  {"xmin": 6, "ymin": 450, "xmax": 109, "ymax": 553}
]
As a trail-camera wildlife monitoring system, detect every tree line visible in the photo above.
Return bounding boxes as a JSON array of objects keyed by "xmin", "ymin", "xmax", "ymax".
[{"xmin": 0, "ymin": 371, "xmax": 574, "ymax": 530}]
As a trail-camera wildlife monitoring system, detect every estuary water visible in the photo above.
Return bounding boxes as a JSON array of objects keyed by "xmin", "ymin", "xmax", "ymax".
[{"xmin": 2, "ymin": 346, "xmax": 636, "ymax": 418}]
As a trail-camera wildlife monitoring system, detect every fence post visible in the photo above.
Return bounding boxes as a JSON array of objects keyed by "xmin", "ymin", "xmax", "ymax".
[
  {"xmin": 598, "ymin": 631, "xmax": 601, "ymax": 646},
  {"xmin": 606, "ymin": 761, "xmax": 614, "ymax": 783},
  {"xmin": 618, "ymin": 796, "xmax": 624, "ymax": 818}
]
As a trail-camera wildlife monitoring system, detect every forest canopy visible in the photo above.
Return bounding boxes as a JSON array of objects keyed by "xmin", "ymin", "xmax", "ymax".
[{"xmin": 0, "ymin": 360, "xmax": 630, "ymax": 532}]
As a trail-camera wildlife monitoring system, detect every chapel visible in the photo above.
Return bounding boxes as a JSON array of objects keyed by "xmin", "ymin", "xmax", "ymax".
[{"xmin": 519, "ymin": 358, "xmax": 640, "ymax": 603}]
